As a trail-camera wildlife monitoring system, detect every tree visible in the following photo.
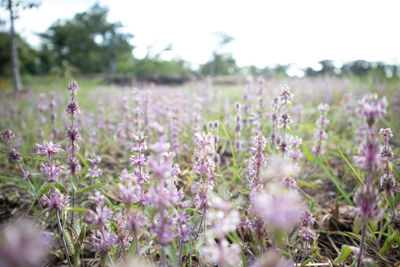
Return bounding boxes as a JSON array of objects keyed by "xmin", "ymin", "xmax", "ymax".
[
  {"xmin": 200, "ymin": 53, "xmax": 239, "ymax": 76},
  {"xmin": 0, "ymin": 32, "xmax": 37, "ymax": 75},
  {"xmin": 40, "ymin": 4, "xmax": 133, "ymax": 74},
  {"xmin": 206, "ymin": 31, "xmax": 235, "ymax": 76},
  {"xmin": 1, "ymin": 0, "xmax": 39, "ymax": 91},
  {"xmin": 6, "ymin": 0, "xmax": 22, "ymax": 91}
]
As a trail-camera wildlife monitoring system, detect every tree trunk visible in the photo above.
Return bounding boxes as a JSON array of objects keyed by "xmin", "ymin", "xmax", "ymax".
[{"xmin": 8, "ymin": 0, "xmax": 23, "ymax": 92}]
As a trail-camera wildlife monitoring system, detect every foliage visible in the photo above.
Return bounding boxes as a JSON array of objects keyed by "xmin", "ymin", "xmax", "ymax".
[
  {"xmin": 39, "ymin": 4, "xmax": 133, "ymax": 74},
  {"xmin": 0, "ymin": 32, "xmax": 37, "ymax": 75}
]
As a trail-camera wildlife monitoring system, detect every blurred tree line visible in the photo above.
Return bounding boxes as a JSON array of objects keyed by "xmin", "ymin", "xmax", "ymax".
[{"xmin": 1, "ymin": 3, "xmax": 399, "ymax": 87}]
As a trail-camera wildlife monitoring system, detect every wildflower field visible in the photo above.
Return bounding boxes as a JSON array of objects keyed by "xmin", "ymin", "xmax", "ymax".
[{"xmin": 0, "ymin": 76, "xmax": 399, "ymax": 267}]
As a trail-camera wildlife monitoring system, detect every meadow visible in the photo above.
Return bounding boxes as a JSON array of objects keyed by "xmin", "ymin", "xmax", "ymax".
[{"xmin": 0, "ymin": 75, "xmax": 399, "ymax": 267}]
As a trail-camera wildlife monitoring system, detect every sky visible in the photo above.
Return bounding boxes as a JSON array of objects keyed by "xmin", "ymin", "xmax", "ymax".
[{"xmin": 2, "ymin": 0, "xmax": 400, "ymax": 70}]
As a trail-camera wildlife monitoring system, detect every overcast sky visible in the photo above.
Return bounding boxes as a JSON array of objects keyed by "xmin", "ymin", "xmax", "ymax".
[{"xmin": 2, "ymin": 0, "xmax": 400, "ymax": 69}]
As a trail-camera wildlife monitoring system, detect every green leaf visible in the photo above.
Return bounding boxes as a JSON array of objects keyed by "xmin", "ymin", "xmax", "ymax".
[
  {"xmin": 70, "ymin": 175, "xmax": 79, "ymax": 190},
  {"xmin": 62, "ymin": 228, "xmax": 74, "ymax": 257},
  {"xmin": 303, "ymin": 145, "xmax": 353, "ymax": 205},
  {"xmin": 184, "ymin": 208, "xmax": 196, "ymax": 213},
  {"xmin": 55, "ymin": 182, "xmax": 68, "ymax": 193},
  {"xmin": 65, "ymin": 207, "xmax": 89, "ymax": 212},
  {"xmin": 333, "ymin": 245, "xmax": 353, "ymax": 264},
  {"xmin": 38, "ymin": 182, "xmax": 51, "ymax": 196},
  {"xmin": 76, "ymin": 152, "xmax": 90, "ymax": 170},
  {"xmin": 241, "ymin": 250, "xmax": 247, "ymax": 267},
  {"xmin": 338, "ymin": 149, "xmax": 365, "ymax": 186},
  {"xmin": 302, "ymin": 253, "xmax": 317, "ymax": 266},
  {"xmin": 303, "ymin": 146, "xmax": 314, "ymax": 162},
  {"xmin": 379, "ymin": 231, "xmax": 397, "ymax": 254},
  {"xmin": 75, "ymin": 183, "xmax": 104, "ymax": 195},
  {"xmin": 0, "ymin": 183, "xmax": 20, "ymax": 189},
  {"xmin": 73, "ymin": 219, "xmax": 81, "ymax": 236},
  {"xmin": 297, "ymin": 179, "xmax": 320, "ymax": 189}
]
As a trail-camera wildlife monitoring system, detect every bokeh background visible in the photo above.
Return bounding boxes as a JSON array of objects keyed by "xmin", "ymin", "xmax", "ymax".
[{"xmin": 1, "ymin": 0, "xmax": 400, "ymax": 89}]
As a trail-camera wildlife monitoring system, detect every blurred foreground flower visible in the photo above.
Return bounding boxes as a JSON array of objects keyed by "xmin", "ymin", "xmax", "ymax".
[
  {"xmin": 251, "ymin": 248, "xmax": 294, "ymax": 267},
  {"xmin": 0, "ymin": 218, "xmax": 50, "ymax": 267},
  {"xmin": 201, "ymin": 238, "xmax": 241, "ymax": 267},
  {"xmin": 251, "ymin": 184, "xmax": 303, "ymax": 232}
]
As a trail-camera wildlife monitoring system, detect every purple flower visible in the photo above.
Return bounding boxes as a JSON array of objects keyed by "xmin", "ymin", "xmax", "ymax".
[
  {"xmin": 252, "ymin": 248, "xmax": 294, "ymax": 267},
  {"xmin": 357, "ymin": 93, "xmax": 388, "ymax": 126},
  {"xmin": 192, "ymin": 179, "xmax": 214, "ymax": 210},
  {"xmin": 353, "ymin": 135, "xmax": 381, "ymax": 170},
  {"xmin": 35, "ymin": 141, "xmax": 62, "ymax": 156},
  {"xmin": 316, "ymin": 116, "xmax": 330, "ymax": 127},
  {"xmin": 67, "ymin": 156, "xmax": 81, "ymax": 176},
  {"xmin": 88, "ymin": 155, "xmax": 102, "ymax": 178},
  {"xmin": 379, "ymin": 128, "xmax": 393, "ymax": 163},
  {"xmin": 90, "ymin": 166, "xmax": 102, "ymax": 178},
  {"xmin": 120, "ymin": 169, "xmax": 135, "ymax": 183},
  {"xmin": 278, "ymin": 112, "xmax": 293, "ymax": 129},
  {"xmin": 8, "ymin": 148, "xmax": 22, "ymax": 163},
  {"xmin": 251, "ymin": 185, "xmax": 302, "ymax": 231},
  {"xmin": 151, "ymin": 216, "xmax": 175, "ymax": 246},
  {"xmin": 0, "ymin": 129, "xmax": 15, "ymax": 143},
  {"xmin": 126, "ymin": 209, "xmax": 148, "ymax": 234},
  {"xmin": 116, "ymin": 183, "xmax": 141, "ymax": 207},
  {"xmin": 88, "ymin": 155, "xmax": 102, "ymax": 166},
  {"xmin": 150, "ymin": 184, "xmax": 182, "ymax": 208},
  {"xmin": 39, "ymin": 161, "xmax": 65, "ymax": 182},
  {"xmin": 130, "ymin": 153, "xmax": 147, "ymax": 166},
  {"xmin": 379, "ymin": 128, "xmax": 393, "ymax": 143},
  {"xmin": 92, "ymin": 228, "xmax": 117, "ymax": 252},
  {"xmin": 113, "ymin": 214, "xmax": 133, "ymax": 249},
  {"xmin": 380, "ymin": 174, "xmax": 396, "ymax": 194},
  {"xmin": 150, "ymin": 138, "xmax": 171, "ymax": 154},
  {"xmin": 279, "ymin": 84, "xmax": 293, "ymax": 103},
  {"xmin": 207, "ymin": 195, "xmax": 240, "ymax": 238},
  {"xmin": 280, "ymin": 176, "xmax": 297, "ymax": 189},
  {"xmin": 65, "ymin": 99, "xmax": 80, "ymax": 115},
  {"xmin": 200, "ymin": 238, "xmax": 241, "ymax": 267},
  {"xmin": 89, "ymin": 191, "xmax": 105, "ymax": 205},
  {"xmin": 313, "ymin": 129, "xmax": 328, "ymax": 140},
  {"xmin": 0, "ymin": 218, "xmax": 50, "ymax": 267},
  {"xmin": 318, "ymin": 103, "xmax": 329, "ymax": 113},
  {"xmin": 288, "ymin": 135, "xmax": 303, "ymax": 161},
  {"xmin": 379, "ymin": 146, "xmax": 393, "ymax": 163},
  {"xmin": 248, "ymin": 133, "xmax": 267, "ymax": 188},
  {"xmin": 300, "ymin": 210, "xmax": 316, "ymax": 228},
  {"xmin": 88, "ymin": 205, "xmax": 113, "ymax": 227},
  {"xmin": 130, "ymin": 134, "xmax": 148, "ymax": 152},
  {"xmin": 40, "ymin": 188, "xmax": 69, "ymax": 211},
  {"xmin": 250, "ymin": 216, "xmax": 267, "ymax": 242},
  {"xmin": 66, "ymin": 125, "xmax": 81, "ymax": 143},
  {"xmin": 299, "ymin": 227, "xmax": 316, "ymax": 241},
  {"xmin": 353, "ymin": 185, "xmax": 382, "ymax": 224},
  {"xmin": 234, "ymin": 102, "xmax": 242, "ymax": 152},
  {"xmin": 67, "ymin": 80, "xmax": 79, "ymax": 94},
  {"xmin": 312, "ymin": 103, "xmax": 330, "ymax": 156},
  {"xmin": 173, "ymin": 209, "xmax": 192, "ymax": 242}
]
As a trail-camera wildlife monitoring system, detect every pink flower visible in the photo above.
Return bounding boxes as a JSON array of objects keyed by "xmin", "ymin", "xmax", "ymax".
[
  {"xmin": 35, "ymin": 141, "xmax": 62, "ymax": 156},
  {"xmin": 201, "ymin": 238, "xmax": 241, "ymax": 267},
  {"xmin": 0, "ymin": 218, "xmax": 50, "ymax": 267},
  {"xmin": 251, "ymin": 185, "xmax": 302, "ymax": 231},
  {"xmin": 67, "ymin": 80, "xmax": 79, "ymax": 93},
  {"xmin": 299, "ymin": 227, "xmax": 316, "ymax": 241},
  {"xmin": 357, "ymin": 94, "xmax": 388, "ymax": 126},
  {"xmin": 40, "ymin": 188, "xmax": 69, "ymax": 211},
  {"xmin": 353, "ymin": 185, "xmax": 382, "ymax": 224}
]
